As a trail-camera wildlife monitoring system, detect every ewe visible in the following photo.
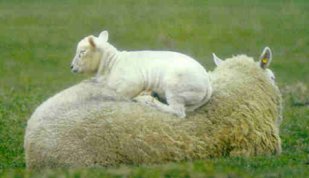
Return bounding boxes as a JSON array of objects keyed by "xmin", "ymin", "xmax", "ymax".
[
  {"xmin": 25, "ymin": 47, "xmax": 282, "ymax": 169},
  {"xmin": 70, "ymin": 30, "xmax": 212, "ymax": 118}
]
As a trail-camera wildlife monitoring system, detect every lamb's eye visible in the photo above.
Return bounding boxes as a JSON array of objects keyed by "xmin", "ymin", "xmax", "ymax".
[{"xmin": 79, "ymin": 50, "xmax": 86, "ymax": 57}]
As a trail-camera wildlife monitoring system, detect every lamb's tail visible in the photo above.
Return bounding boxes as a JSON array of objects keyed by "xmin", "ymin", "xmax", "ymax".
[{"xmin": 186, "ymin": 84, "xmax": 213, "ymax": 112}]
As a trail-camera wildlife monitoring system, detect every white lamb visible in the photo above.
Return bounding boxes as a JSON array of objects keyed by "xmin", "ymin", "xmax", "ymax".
[{"xmin": 70, "ymin": 30, "xmax": 212, "ymax": 118}]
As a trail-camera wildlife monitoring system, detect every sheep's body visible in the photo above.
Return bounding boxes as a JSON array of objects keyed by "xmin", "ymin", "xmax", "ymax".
[
  {"xmin": 71, "ymin": 32, "xmax": 212, "ymax": 118},
  {"xmin": 25, "ymin": 55, "xmax": 282, "ymax": 169}
]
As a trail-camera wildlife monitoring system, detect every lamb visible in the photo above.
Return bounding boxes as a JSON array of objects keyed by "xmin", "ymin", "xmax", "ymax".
[
  {"xmin": 24, "ymin": 47, "xmax": 282, "ymax": 169},
  {"xmin": 70, "ymin": 30, "xmax": 212, "ymax": 118}
]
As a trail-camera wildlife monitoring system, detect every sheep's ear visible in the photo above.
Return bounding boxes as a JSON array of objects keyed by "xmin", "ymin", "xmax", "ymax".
[
  {"xmin": 88, "ymin": 36, "xmax": 96, "ymax": 48},
  {"xmin": 212, "ymin": 53, "xmax": 223, "ymax": 66},
  {"xmin": 259, "ymin": 47, "xmax": 272, "ymax": 69},
  {"xmin": 98, "ymin": 30, "xmax": 109, "ymax": 42}
]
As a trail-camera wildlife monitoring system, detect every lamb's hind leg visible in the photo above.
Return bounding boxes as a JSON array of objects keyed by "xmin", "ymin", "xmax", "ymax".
[{"xmin": 164, "ymin": 92, "xmax": 186, "ymax": 118}]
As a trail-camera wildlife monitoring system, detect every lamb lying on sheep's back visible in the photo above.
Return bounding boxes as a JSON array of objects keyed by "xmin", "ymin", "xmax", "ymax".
[
  {"xmin": 24, "ymin": 47, "xmax": 282, "ymax": 169},
  {"xmin": 70, "ymin": 30, "xmax": 212, "ymax": 118}
]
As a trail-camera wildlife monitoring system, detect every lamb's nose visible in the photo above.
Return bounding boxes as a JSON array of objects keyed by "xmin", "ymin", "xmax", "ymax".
[{"xmin": 70, "ymin": 65, "xmax": 73, "ymax": 69}]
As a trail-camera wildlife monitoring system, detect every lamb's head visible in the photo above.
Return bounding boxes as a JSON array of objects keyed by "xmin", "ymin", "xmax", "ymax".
[
  {"xmin": 212, "ymin": 47, "xmax": 276, "ymax": 85},
  {"xmin": 71, "ymin": 31, "xmax": 109, "ymax": 73}
]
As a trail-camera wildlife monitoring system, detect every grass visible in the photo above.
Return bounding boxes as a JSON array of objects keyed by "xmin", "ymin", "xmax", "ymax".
[{"xmin": 0, "ymin": 0, "xmax": 308, "ymax": 177}]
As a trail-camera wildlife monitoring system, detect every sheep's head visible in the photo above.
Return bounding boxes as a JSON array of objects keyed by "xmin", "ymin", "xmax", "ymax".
[
  {"xmin": 71, "ymin": 31, "xmax": 109, "ymax": 73},
  {"xmin": 211, "ymin": 47, "xmax": 282, "ymax": 129},
  {"xmin": 212, "ymin": 47, "xmax": 276, "ymax": 85}
]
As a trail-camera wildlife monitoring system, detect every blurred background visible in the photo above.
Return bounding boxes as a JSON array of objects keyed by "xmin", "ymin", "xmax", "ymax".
[{"xmin": 0, "ymin": 0, "xmax": 308, "ymax": 176}]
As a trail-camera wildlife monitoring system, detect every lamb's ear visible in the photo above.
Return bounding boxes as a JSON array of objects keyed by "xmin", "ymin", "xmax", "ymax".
[
  {"xmin": 212, "ymin": 53, "xmax": 223, "ymax": 66},
  {"xmin": 259, "ymin": 47, "xmax": 272, "ymax": 69},
  {"xmin": 98, "ymin": 30, "xmax": 109, "ymax": 42},
  {"xmin": 88, "ymin": 36, "xmax": 96, "ymax": 48}
]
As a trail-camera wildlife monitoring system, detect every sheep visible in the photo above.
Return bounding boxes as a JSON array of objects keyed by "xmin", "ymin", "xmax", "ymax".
[
  {"xmin": 70, "ymin": 30, "xmax": 212, "ymax": 118},
  {"xmin": 24, "ymin": 47, "xmax": 282, "ymax": 169}
]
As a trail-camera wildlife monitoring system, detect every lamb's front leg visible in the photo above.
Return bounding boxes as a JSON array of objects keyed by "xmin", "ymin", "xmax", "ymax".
[
  {"xmin": 134, "ymin": 95, "xmax": 186, "ymax": 118},
  {"xmin": 110, "ymin": 81, "xmax": 144, "ymax": 99}
]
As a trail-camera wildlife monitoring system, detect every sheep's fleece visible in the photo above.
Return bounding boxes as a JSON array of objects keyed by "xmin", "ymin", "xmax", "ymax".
[{"xmin": 24, "ymin": 55, "xmax": 282, "ymax": 169}]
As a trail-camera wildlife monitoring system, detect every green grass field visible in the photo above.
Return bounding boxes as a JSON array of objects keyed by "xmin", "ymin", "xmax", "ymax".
[{"xmin": 0, "ymin": 0, "xmax": 308, "ymax": 177}]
